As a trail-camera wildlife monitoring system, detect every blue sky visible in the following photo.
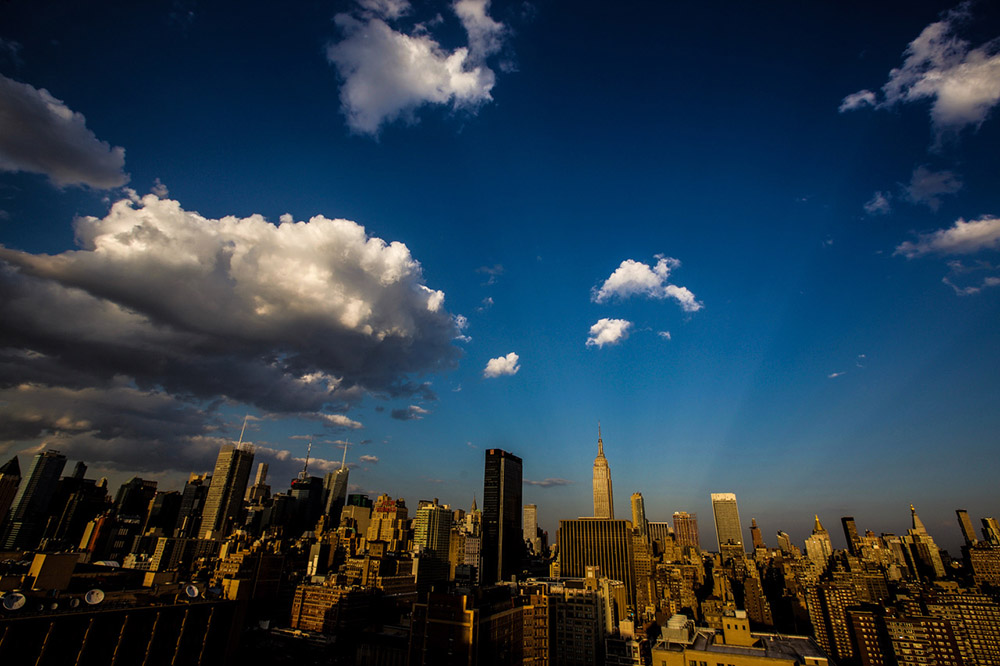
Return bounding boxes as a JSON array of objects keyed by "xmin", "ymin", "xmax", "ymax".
[{"xmin": 1, "ymin": 0, "xmax": 998, "ymax": 554}]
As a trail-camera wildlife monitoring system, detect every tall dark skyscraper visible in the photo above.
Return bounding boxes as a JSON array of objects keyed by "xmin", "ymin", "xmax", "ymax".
[
  {"xmin": 482, "ymin": 448, "xmax": 522, "ymax": 584},
  {"xmin": 841, "ymin": 516, "xmax": 861, "ymax": 555},
  {"xmin": 2, "ymin": 449, "xmax": 67, "ymax": 549},
  {"xmin": 0, "ymin": 456, "xmax": 21, "ymax": 533},
  {"xmin": 201, "ymin": 442, "xmax": 254, "ymax": 539}
]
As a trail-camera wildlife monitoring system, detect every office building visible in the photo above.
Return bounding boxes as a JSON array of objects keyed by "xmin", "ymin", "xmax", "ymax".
[
  {"xmin": 956, "ymin": 509, "xmax": 978, "ymax": 546},
  {"xmin": 592, "ymin": 426, "xmax": 614, "ymax": 519},
  {"xmin": 557, "ymin": 518, "xmax": 636, "ymax": 609},
  {"xmin": 200, "ymin": 441, "xmax": 254, "ymax": 539},
  {"xmin": 672, "ymin": 511, "xmax": 699, "ymax": 549},
  {"xmin": 3, "ymin": 449, "xmax": 67, "ymax": 550},
  {"xmin": 805, "ymin": 515, "xmax": 833, "ymax": 571},
  {"xmin": 841, "ymin": 516, "xmax": 861, "ymax": 555},
  {"xmin": 0, "ymin": 456, "xmax": 21, "ymax": 531},
  {"xmin": 523, "ymin": 503, "xmax": 541, "ymax": 554},
  {"xmin": 710, "ymin": 492, "xmax": 743, "ymax": 555},
  {"xmin": 630, "ymin": 492, "xmax": 647, "ymax": 536},
  {"xmin": 322, "ymin": 445, "xmax": 350, "ymax": 525},
  {"xmin": 983, "ymin": 517, "xmax": 1000, "ymax": 546},
  {"xmin": 749, "ymin": 517, "xmax": 765, "ymax": 550},
  {"xmin": 483, "ymin": 449, "xmax": 522, "ymax": 584}
]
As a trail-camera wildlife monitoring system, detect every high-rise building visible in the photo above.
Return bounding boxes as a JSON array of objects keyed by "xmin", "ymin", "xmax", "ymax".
[
  {"xmin": 414, "ymin": 499, "xmax": 454, "ymax": 559},
  {"xmin": 592, "ymin": 427, "xmax": 613, "ymax": 519},
  {"xmin": 982, "ymin": 517, "xmax": 1000, "ymax": 546},
  {"xmin": 200, "ymin": 441, "xmax": 254, "ymax": 540},
  {"xmin": 956, "ymin": 509, "xmax": 978, "ymax": 546},
  {"xmin": 710, "ymin": 492, "xmax": 742, "ymax": 555},
  {"xmin": 557, "ymin": 518, "xmax": 637, "ymax": 610},
  {"xmin": 841, "ymin": 516, "xmax": 861, "ymax": 555},
  {"xmin": 749, "ymin": 518, "xmax": 765, "ymax": 550},
  {"xmin": 3, "ymin": 449, "xmax": 67, "ymax": 550},
  {"xmin": 483, "ymin": 448, "xmax": 522, "ymax": 584},
  {"xmin": 246, "ymin": 462, "xmax": 270, "ymax": 503},
  {"xmin": 630, "ymin": 492, "xmax": 647, "ymax": 536},
  {"xmin": 523, "ymin": 504, "xmax": 541, "ymax": 554},
  {"xmin": 0, "ymin": 456, "xmax": 21, "ymax": 532},
  {"xmin": 804, "ymin": 515, "xmax": 833, "ymax": 570},
  {"xmin": 672, "ymin": 511, "xmax": 699, "ymax": 549},
  {"xmin": 174, "ymin": 474, "xmax": 209, "ymax": 538},
  {"xmin": 322, "ymin": 445, "xmax": 350, "ymax": 525}
]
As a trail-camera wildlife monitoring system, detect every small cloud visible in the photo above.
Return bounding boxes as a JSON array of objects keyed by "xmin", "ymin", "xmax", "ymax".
[
  {"xmin": 864, "ymin": 191, "xmax": 892, "ymax": 215},
  {"xmin": 586, "ymin": 318, "xmax": 632, "ymax": 348},
  {"xmin": 483, "ymin": 352, "xmax": 520, "ymax": 378},
  {"xmin": 895, "ymin": 215, "xmax": 1000, "ymax": 258},
  {"xmin": 657, "ymin": 331, "xmax": 671, "ymax": 341},
  {"xmin": 454, "ymin": 314, "xmax": 471, "ymax": 342},
  {"xmin": 856, "ymin": 354, "xmax": 867, "ymax": 368},
  {"xmin": 828, "ymin": 371, "xmax": 846, "ymax": 379},
  {"xmin": 359, "ymin": 454, "xmax": 378, "ymax": 463},
  {"xmin": 466, "ymin": 441, "xmax": 478, "ymax": 449},
  {"xmin": 524, "ymin": 478, "xmax": 572, "ymax": 487},
  {"xmin": 592, "ymin": 255, "xmax": 702, "ymax": 312},
  {"xmin": 477, "ymin": 264, "xmax": 504, "ymax": 285},
  {"xmin": 823, "ymin": 236, "xmax": 834, "ymax": 247},
  {"xmin": 317, "ymin": 413, "xmax": 364, "ymax": 429},
  {"xmin": 391, "ymin": 405, "xmax": 430, "ymax": 420},
  {"xmin": 477, "ymin": 296, "xmax": 494, "ymax": 312},
  {"xmin": 839, "ymin": 89, "xmax": 876, "ymax": 112},
  {"xmin": 150, "ymin": 178, "xmax": 169, "ymax": 198},
  {"xmin": 905, "ymin": 166, "xmax": 962, "ymax": 211}
]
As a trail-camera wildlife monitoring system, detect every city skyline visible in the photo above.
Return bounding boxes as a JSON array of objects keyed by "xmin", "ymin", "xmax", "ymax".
[{"xmin": 0, "ymin": 0, "xmax": 998, "ymax": 557}]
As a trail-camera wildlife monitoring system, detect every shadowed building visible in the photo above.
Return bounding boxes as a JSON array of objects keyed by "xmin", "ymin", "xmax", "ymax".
[
  {"xmin": 3, "ymin": 449, "xmax": 66, "ymax": 550},
  {"xmin": 483, "ymin": 449, "xmax": 522, "ymax": 584},
  {"xmin": 558, "ymin": 518, "xmax": 636, "ymax": 609}
]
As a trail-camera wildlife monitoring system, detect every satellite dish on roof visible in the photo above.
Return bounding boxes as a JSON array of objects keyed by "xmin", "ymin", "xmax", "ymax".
[
  {"xmin": 184, "ymin": 584, "xmax": 200, "ymax": 598},
  {"xmin": 2, "ymin": 593, "xmax": 26, "ymax": 611},
  {"xmin": 84, "ymin": 589, "xmax": 105, "ymax": 605}
]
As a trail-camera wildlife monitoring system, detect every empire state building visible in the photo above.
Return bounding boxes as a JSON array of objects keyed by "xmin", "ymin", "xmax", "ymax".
[{"xmin": 592, "ymin": 426, "xmax": 614, "ymax": 519}]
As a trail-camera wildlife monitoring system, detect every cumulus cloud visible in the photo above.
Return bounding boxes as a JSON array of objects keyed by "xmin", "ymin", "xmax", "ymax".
[
  {"xmin": 905, "ymin": 166, "xmax": 962, "ymax": 210},
  {"xmin": 592, "ymin": 255, "xmax": 702, "ymax": 312},
  {"xmin": 391, "ymin": 404, "xmax": 430, "ymax": 420},
  {"xmin": 586, "ymin": 318, "xmax": 632, "ymax": 348},
  {"xmin": 864, "ymin": 191, "xmax": 893, "ymax": 215},
  {"xmin": 523, "ymin": 478, "xmax": 572, "ymax": 487},
  {"xmin": 483, "ymin": 352, "xmax": 519, "ymax": 377},
  {"xmin": 0, "ymin": 195, "xmax": 460, "ymax": 422},
  {"xmin": 359, "ymin": 454, "xmax": 379, "ymax": 463},
  {"xmin": 326, "ymin": 0, "xmax": 507, "ymax": 135},
  {"xmin": 0, "ymin": 73, "xmax": 129, "ymax": 188},
  {"xmin": 894, "ymin": 215, "xmax": 1000, "ymax": 258},
  {"xmin": 840, "ymin": 5, "xmax": 1000, "ymax": 142}
]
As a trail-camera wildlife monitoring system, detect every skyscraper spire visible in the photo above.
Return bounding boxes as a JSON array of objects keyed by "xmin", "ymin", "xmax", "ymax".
[
  {"xmin": 911, "ymin": 504, "xmax": 928, "ymax": 535},
  {"xmin": 593, "ymin": 425, "xmax": 613, "ymax": 519}
]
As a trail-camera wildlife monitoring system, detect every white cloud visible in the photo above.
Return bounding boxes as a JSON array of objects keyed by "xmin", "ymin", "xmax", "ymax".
[
  {"xmin": 483, "ymin": 352, "xmax": 519, "ymax": 377},
  {"xmin": 359, "ymin": 454, "xmax": 379, "ymax": 463},
  {"xmin": 0, "ymin": 194, "xmax": 460, "ymax": 417},
  {"xmin": 840, "ymin": 5, "xmax": 1000, "ymax": 141},
  {"xmin": 586, "ymin": 318, "xmax": 632, "ymax": 348},
  {"xmin": 0, "ymin": 73, "xmax": 128, "ymax": 188},
  {"xmin": 391, "ymin": 404, "xmax": 429, "ymax": 420},
  {"xmin": 828, "ymin": 372, "xmax": 846, "ymax": 379},
  {"xmin": 864, "ymin": 191, "xmax": 892, "ymax": 215},
  {"xmin": 150, "ymin": 178, "xmax": 169, "ymax": 197},
  {"xmin": 592, "ymin": 255, "xmax": 702, "ymax": 312},
  {"xmin": 657, "ymin": 330, "xmax": 671, "ymax": 340},
  {"xmin": 326, "ymin": 0, "xmax": 507, "ymax": 135},
  {"xmin": 356, "ymin": 0, "xmax": 410, "ymax": 20},
  {"xmin": 454, "ymin": 0, "xmax": 505, "ymax": 60},
  {"xmin": 317, "ymin": 414, "xmax": 364, "ymax": 429},
  {"xmin": 895, "ymin": 215, "xmax": 1000, "ymax": 258},
  {"xmin": 839, "ymin": 90, "xmax": 876, "ymax": 112},
  {"xmin": 523, "ymin": 478, "xmax": 572, "ymax": 487},
  {"xmin": 905, "ymin": 166, "xmax": 962, "ymax": 210}
]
